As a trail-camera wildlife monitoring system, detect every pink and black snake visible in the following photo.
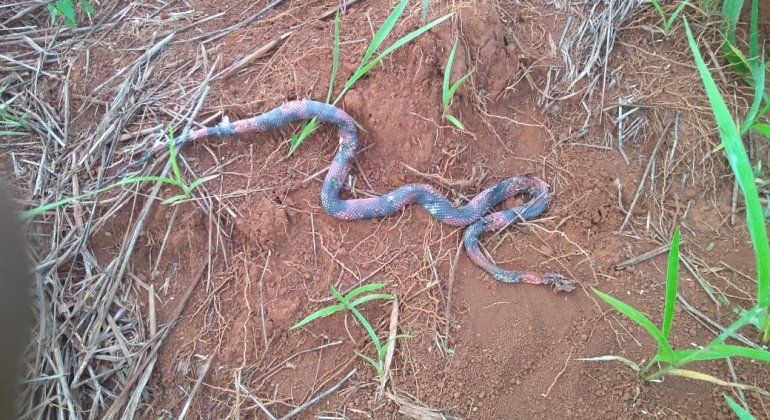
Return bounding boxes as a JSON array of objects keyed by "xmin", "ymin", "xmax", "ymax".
[{"xmin": 106, "ymin": 100, "xmax": 575, "ymax": 293}]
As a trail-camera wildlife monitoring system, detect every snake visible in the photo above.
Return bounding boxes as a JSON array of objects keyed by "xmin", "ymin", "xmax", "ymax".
[{"xmin": 107, "ymin": 100, "xmax": 576, "ymax": 293}]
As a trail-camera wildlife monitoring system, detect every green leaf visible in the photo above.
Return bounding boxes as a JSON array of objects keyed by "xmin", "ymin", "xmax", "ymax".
[
  {"xmin": 665, "ymin": 1, "xmax": 689, "ymax": 32},
  {"xmin": 329, "ymin": 283, "xmax": 346, "ymax": 304},
  {"xmin": 187, "ymin": 174, "xmax": 220, "ymax": 191},
  {"xmin": 724, "ymin": 394, "xmax": 758, "ymax": 420},
  {"xmin": 662, "ymin": 227, "xmax": 680, "ymax": 339},
  {"xmin": 342, "ymin": 283, "xmax": 388, "ymax": 303},
  {"xmin": 355, "ymin": 351, "xmax": 383, "ymax": 376},
  {"xmin": 421, "ymin": 0, "xmax": 429, "ymax": 20},
  {"xmin": 444, "ymin": 114, "xmax": 465, "ymax": 130},
  {"xmin": 351, "ymin": 306, "xmax": 381, "ymax": 354},
  {"xmin": 592, "ymin": 287, "xmax": 674, "ymax": 361},
  {"xmin": 342, "ymin": 12, "xmax": 453, "ymax": 94},
  {"xmin": 290, "ymin": 303, "xmax": 345, "ymax": 329},
  {"xmin": 684, "ymin": 17, "xmax": 770, "ymax": 310},
  {"xmin": 349, "ymin": 293, "xmax": 394, "ymax": 308},
  {"xmin": 358, "ymin": 0, "xmax": 409, "ymax": 70},
  {"xmin": 752, "ymin": 123, "xmax": 770, "ymax": 138},
  {"xmin": 443, "ymin": 37, "xmax": 460, "ymax": 110},
  {"xmin": 114, "ymin": 175, "xmax": 183, "ymax": 188},
  {"xmin": 80, "ymin": 0, "xmax": 95, "ymax": 15},
  {"xmin": 56, "ymin": 0, "xmax": 76, "ymax": 28}
]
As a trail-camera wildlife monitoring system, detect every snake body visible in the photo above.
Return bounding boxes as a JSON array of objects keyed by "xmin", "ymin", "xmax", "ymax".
[{"xmin": 113, "ymin": 100, "xmax": 575, "ymax": 292}]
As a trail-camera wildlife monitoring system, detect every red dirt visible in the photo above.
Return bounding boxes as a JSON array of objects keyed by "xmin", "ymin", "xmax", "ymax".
[{"xmin": 9, "ymin": 0, "xmax": 770, "ymax": 419}]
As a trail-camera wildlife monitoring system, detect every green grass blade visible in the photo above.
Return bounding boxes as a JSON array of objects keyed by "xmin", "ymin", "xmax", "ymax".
[
  {"xmin": 752, "ymin": 123, "xmax": 770, "ymax": 137},
  {"xmin": 444, "ymin": 114, "xmax": 465, "ymax": 130},
  {"xmin": 443, "ymin": 37, "xmax": 460, "ymax": 110},
  {"xmin": 724, "ymin": 394, "xmax": 757, "ymax": 420},
  {"xmin": 162, "ymin": 194, "xmax": 189, "ymax": 204},
  {"xmin": 349, "ymin": 293, "xmax": 394, "ymax": 308},
  {"xmin": 327, "ymin": 11, "xmax": 341, "ymax": 104},
  {"xmin": 342, "ymin": 283, "xmax": 388, "ymax": 303},
  {"xmin": 340, "ymin": 12, "xmax": 453, "ymax": 95},
  {"xmin": 666, "ymin": 1, "xmax": 689, "ymax": 33},
  {"xmin": 447, "ymin": 70, "xmax": 473, "ymax": 102},
  {"xmin": 114, "ymin": 176, "xmax": 183, "ymax": 187},
  {"xmin": 167, "ymin": 124, "xmax": 184, "ymax": 183},
  {"xmin": 749, "ymin": 0, "xmax": 758, "ymax": 63},
  {"xmin": 662, "ymin": 227, "xmax": 681, "ymax": 339},
  {"xmin": 721, "ymin": 0, "xmax": 749, "ymax": 74},
  {"xmin": 290, "ymin": 303, "xmax": 345, "ymax": 329},
  {"xmin": 187, "ymin": 174, "xmax": 220, "ymax": 190},
  {"xmin": 741, "ymin": 53, "xmax": 766, "ymax": 133},
  {"xmin": 592, "ymin": 287, "xmax": 673, "ymax": 360},
  {"xmin": 421, "ymin": 0, "xmax": 429, "ymax": 20},
  {"xmin": 358, "ymin": 0, "xmax": 409, "ymax": 70},
  {"xmin": 712, "ymin": 344, "xmax": 770, "ymax": 363},
  {"xmin": 329, "ymin": 283, "xmax": 347, "ymax": 304},
  {"xmin": 20, "ymin": 187, "xmax": 110, "ymax": 220},
  {"xmin": 351, "ymin": 306, "xmax": 381, "ymax": 355},
  {"xmin": 684, "ymin": 17, "xmax": 770, "ymax": 307},
  {"xmin": 355, "ymin": 352, "xmax": 383, "ymax": 375}
]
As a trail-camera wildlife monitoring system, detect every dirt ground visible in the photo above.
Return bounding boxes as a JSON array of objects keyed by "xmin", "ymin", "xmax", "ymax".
[{"xmin": 5, "ymin": 0, "xmax": 770, "ymax": 419}]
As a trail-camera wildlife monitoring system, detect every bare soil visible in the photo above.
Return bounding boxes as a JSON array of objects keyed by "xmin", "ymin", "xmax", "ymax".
[{"xmin": 5, "ymin": 0, "xmax": 770, "ymax": 419}]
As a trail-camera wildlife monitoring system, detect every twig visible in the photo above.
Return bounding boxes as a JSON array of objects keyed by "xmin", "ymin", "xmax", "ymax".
[
  {"xmin": 379, "ymin": 298, "xmax": 400, "ymax": 398},
  {"xmin": 178, "ymin": 353, "xmax": 216, "ymax": 420},
  {"xmin": 238, "ymin": 382, "xmax": 278, "ymax": 420},
  {"xmin": 615, "ymin": 244, "xmax": 671, "ymax": 270},
  {"xmin": 444, "ymin": 240, "xmax": 463, "ymax": 342},
  {"xmin": 259, "ymin": 250, "xmax": 272, "ymax": 351},
  {"xmin": 619, "ymin": 121, "xmax": 672, "ymax": 231},
  {"xmin": 279, "ymin": 369, "xmax": 357, "ymax": 419},
  {"xmin": 542, "ymin": 348, "xmax": 572, "ymax": 397}
]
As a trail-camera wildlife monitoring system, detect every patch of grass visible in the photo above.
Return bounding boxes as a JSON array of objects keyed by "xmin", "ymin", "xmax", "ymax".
[
  {"xmin": 291, "ymin": 283, "xmax": 411, "ymax": 379},
  {"xmin": 649, "ymin": 0, "xmax": 690, "ymax": 36},
  {"xmin": 0, "ymin": 85, "xmax": 31, "ymax": 136},
  {"xmin": 441, "ymin": 36, "xmax": 474, "ymax": 131},
  {"xmin": 287, "ymin": 0, "xmax": 453, "ymax": 156},
  {"xmin": 582, "ymin": 228, "xmax": 770, "ymax": 387},
  {"xmin": 580, "ymin": 13, "xmax": 770, "ymax": 416},
  {"xmin": 21, "ymin": 124, "xmax": 218, "ymax": 220},
  {"xmin": 47, "ymin": 0, "xmax": 95, "ymax": 29}
]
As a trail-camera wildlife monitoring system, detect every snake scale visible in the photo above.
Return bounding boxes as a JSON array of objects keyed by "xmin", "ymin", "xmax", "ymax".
[{"xmin": 108, "ymin": 100, "xmax": 575, "ymax": 293}]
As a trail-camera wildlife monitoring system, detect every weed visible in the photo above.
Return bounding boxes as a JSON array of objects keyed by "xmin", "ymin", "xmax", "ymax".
[
  {"xmin": 47, "ymin": 0, "xmax": 95, "ymax": 29},
  {"xmin": 291, "ymin": 283, "xmax": 411, "ymax": 379},
  {"xmin": 579, "ymin": 12, "xmax": 770, "ymax": 416},
  {"xmin": 649, "ymin": 0, "xmax": 690, "ymax": 36},
  {"xmin": 290, "ymin": 283, "xmax": 394, "ymax": 329},
  {"xmin": 0, "ymin": 85, "xmax": 31, "ymax": 136},
  {"xmin": 21, "ymin": 124, "xmax": 218, "ymax": 220},
  {"xmin": 116, "ymin": 124, "xmax": 219, "ymax": 204},
  {"xmin": 442, "ymin": 36, "xmax": 474, "ymax": 130},
  {"xmin": 287, "ymin": 0, "xmax": 453, "ymax": 156}
]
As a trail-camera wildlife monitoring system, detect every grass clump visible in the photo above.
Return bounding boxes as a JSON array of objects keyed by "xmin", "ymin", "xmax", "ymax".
[
  {"xmin": 441, "ymin": 36, "xmax": 474, "ymax": 130},
  {"xmin": 582, "ymin": 4, "xmax": 770, "ymax": 417},
  {"xmin": 291, "ymin": 283, "xmax": 411, "ymax": 379},
  {"xmin": 288, "ymin": 0, "xmax": 453, "ymax": 156}
]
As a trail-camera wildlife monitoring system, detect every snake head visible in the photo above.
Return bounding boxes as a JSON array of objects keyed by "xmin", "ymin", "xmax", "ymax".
[{"xmin": 543, "ymin": 273, "xmax": 576, "ymax": 293}]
